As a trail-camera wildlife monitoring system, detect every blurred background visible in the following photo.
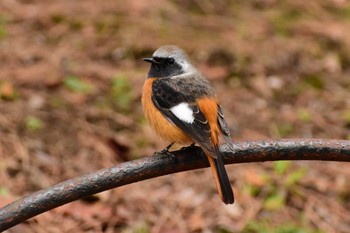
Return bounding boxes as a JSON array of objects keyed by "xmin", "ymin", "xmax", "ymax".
[{"xmin": 1, "ymin": 0, "xmax": 350, "ymax": 232}]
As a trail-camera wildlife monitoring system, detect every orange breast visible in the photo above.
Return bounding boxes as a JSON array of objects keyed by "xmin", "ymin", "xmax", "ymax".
[{"xmin": 141, "ymin": 78, "xmax": 192, "ymax": 144}]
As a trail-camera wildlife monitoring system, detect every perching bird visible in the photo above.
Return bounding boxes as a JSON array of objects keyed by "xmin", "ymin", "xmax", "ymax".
[{"xmin": 141, "ymin": 45, "xmax": 234, "ymax": 204}]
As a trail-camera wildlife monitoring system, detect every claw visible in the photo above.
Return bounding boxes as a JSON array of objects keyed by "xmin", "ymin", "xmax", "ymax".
[
  {"xmin": 154, "ymin": 142, "xmax": 176, "ymax": 159},
  {"xmin": 161, "ymin": 142, "xmax": 175, "ymax": 153}
]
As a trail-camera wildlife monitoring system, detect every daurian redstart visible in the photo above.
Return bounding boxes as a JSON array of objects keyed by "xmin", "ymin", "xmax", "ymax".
[{"xmin": 142, "ymin": 45, "xmax": 234, "ymax": 204}]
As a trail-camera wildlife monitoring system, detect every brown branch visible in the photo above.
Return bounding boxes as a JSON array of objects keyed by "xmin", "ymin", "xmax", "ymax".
[{"xmin": 1, "ymin": 139, "xmax": 350, "ymax": 231}]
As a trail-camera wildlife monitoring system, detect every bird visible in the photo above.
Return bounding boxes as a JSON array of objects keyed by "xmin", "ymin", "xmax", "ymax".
[{"xmin": 141, "ymin": 45, "xmax": 234, "ymax": 204}]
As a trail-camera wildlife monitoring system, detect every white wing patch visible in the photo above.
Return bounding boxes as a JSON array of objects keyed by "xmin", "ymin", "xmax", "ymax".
[{"xmin": 170, "ymin": 102, "xmax": 194, "ymax": 123}]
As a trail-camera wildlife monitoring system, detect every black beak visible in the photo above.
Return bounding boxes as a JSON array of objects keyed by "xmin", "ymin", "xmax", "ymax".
[
  {"xmin": 142, "ymin": 57, "xmax": 161, "ymax": 65},
  {"xmin": 142, "ymin": 57, "xmax": 156, "ymax": 63}
]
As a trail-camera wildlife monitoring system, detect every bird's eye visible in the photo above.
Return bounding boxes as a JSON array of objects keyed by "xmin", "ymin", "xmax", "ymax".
[{"xmin": 168, "ymin": 58, "xmax": 175, "ymax": 65}]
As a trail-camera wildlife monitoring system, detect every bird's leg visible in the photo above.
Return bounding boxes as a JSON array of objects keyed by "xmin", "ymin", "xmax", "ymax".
[
  {"xmin": 154, "ymin": 142, "xmax": 177, "ymax": 163},
  {"xmin": 160, "ymin": 142, "xmax": 175, "ymax": 154},
  {"xmin": 155, "ymin": 142, "xmax": 177, "ymax": 161}
]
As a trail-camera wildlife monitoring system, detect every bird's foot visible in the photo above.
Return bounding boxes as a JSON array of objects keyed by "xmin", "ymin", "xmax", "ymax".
[
  {"xmin": 160, "ymin": 142, "xmax": 175, "ymax": 153},
  {"xmin": 154, "ymin": 142, "xmax": 176, "ymax": 159}
]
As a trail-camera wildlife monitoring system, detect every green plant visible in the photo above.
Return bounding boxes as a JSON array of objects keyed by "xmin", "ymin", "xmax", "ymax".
[
  {"xmin": 63, "ymin": 76, "xmax": 93, "ymax": 93},
  {"xmin": 109, "ymin": 75, "xmax": 133, "ymax": 112},
  {"xmin": 25, "ymin": 116, "xmax": 45, "ymax": 131},
  {"xmin": 274, "ymin": 161, "xmax": 292, "ymax": 175},
  {"xmin": 298, "ymin": 109, "xmax": 312, "ymax": 123},
  {"xmin": 0, "ymin": 15, "xmax": 9, "ymax": 40},
  {"xmin": 243, "ymin": 220, "xmax": 322, "ymax": 233},
  {"xmin": 0, "ymin": 187, "xmax": 9, "ymax": 196}
]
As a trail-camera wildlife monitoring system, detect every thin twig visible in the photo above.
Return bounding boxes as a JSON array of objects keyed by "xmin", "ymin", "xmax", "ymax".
[{"xmin": 0, "ymin": 139, "xmax": 349, "ymax": 231}]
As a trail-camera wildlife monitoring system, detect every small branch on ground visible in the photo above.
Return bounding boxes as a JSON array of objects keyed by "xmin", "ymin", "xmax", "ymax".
[{"xmin": 0, "ymin": 139, "xmax": 349, "ymax": 231}]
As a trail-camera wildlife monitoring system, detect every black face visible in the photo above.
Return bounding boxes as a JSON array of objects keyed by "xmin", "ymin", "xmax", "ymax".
[{"xmin": 143, "ymin": 56, "xmax": 183, "ymax": 78}]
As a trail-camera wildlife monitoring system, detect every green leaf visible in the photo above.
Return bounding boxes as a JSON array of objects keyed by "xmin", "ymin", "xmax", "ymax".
[
  {"xmin": 274, "ymin": 161, "xmax": 292, "ymax": 174},
  {"xmin": 303, "ymin": 75, "xmax": 324, "ymax": 90},
  {"xmin": 343, "ymin": 110, "xmax": 350, "ymax": 124},
  {"xmin": 0, "ymin": 186, "xmax": 9, "ymax": 196},
  {"xmin": 273, "ymin": 123, "xmax": 294, "ymax": 137},
  {"xmin": 0, "ymin": 15, "xmax": 9, "ymax": 40},
  {"xmin": 63, "ymin": 76, "xmax": 93, "ymax": 93},
  {"xmin": 269, "ymin": 9, "xmax": 303, "ymax": 37},
  {"xmin": 25, "ymin": 116, "xmax": 44, "ymax": 131},
  {"xmin": 243, "ymin": 220, "xmax": 270, "ymax": 233},
  {"xmin": 217, "ymin": 227, "xmax": 234, "ymax": 233},
  {"xmin": 133, "ymin": 221, "xmax": 150, "ymax": 233},
  {"xmin": 109, "ymin": 75, "xmax": 133, "ymax": 112},
  {"xmin": 263, "ymin": 193, "xmax": 285, "ymax": 211},
  {"xmin": 243, "ymin": 220, "xmax": 322, "ymax": 233},
  {"xmin": 298, "ymin": 108, "xmax": 312, "ymax": 123},
  {"xmin": 275, "ymin": 224, "xmax": 318, "ymax": 233},
  {"xmin": 286, "ymin": 168, "xmax": 306, "ymax": 186},
  {"xmin": 51, "ymin": 14, "xmax": 64, "ymax": 24},
  {"xmin": 243, "ymin": 184, "xmax": 261, "ymax": 197}
]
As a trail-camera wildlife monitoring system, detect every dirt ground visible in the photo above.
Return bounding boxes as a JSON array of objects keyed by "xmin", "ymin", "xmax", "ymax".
[{"xmin": 1, "ymin": 0, "xmax": 350, "ymax": 232}]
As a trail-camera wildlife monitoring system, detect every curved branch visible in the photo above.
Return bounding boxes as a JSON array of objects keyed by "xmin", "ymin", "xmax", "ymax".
[{"xmin": 1, "ymin": 139, "xmax": 350, "ymax": 231}]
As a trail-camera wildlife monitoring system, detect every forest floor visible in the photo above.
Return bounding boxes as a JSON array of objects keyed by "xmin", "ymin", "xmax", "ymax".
[{"xmin": 1, "ymin": 1, "xmax": 350, "ymax": 232}]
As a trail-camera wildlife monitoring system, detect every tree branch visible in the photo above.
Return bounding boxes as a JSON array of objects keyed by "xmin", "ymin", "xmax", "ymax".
[{"xmin": 1, "ymin": 139, "xmax": 350, "ymax": 231}]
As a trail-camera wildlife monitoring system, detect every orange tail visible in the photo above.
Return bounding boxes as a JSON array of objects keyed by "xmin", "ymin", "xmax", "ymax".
[{"xmin": 205, "ymin": 150, "xmax": 234, "ymax": 204}]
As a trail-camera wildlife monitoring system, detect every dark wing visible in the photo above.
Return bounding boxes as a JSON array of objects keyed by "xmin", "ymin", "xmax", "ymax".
[
  {"xmin": 152, "ymin": 78, "xmax": 215, "ymax": 155},
  {"xmin": 217, "ymin": 105, "xmax": 234, "ymax": 151}
]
